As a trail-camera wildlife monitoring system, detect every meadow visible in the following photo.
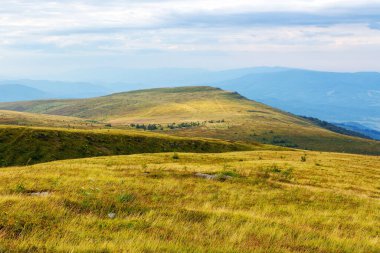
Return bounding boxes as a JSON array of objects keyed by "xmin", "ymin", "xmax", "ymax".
[{"xmin": 0, "ymin": 150, "xmax": 378, "ymax": 252}]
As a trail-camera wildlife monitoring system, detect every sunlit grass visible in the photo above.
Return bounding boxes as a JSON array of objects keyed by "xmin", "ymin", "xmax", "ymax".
[{"xmin": 0, "ymin": 150, "xmax": 379, "ymax": 252}]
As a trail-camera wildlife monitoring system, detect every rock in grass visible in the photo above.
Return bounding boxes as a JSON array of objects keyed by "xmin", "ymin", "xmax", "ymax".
[
  {"xmin": 108, "ymin": 212, "xmax": 116, "ymax": 219},
  {"xmin": 195, "ymin": 173, "xmax": 217, "ymax": 180},
  {"xmin": 30, "ymin": 191, "xmax": 50, "ymax": 197},
  {"xmin": 195, "ymin": 173, "xmax": 233, "ymax": 181}
]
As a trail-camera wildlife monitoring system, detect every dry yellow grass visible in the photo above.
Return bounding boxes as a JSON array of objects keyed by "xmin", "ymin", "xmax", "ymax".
[{"xmin": 0, "ymin": 150, "xmax": 379, "ymax": 252}]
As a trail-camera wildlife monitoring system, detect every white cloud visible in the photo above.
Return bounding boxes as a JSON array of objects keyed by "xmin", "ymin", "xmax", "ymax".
[{"xmin": 1, "ymin": 0, "xmax": 380, "ymax": 75}]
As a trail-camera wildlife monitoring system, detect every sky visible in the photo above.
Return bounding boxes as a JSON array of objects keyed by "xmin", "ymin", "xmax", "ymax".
[{"xmin": 1, "ymin": 0, "xmax": 380, "ymax": 79}]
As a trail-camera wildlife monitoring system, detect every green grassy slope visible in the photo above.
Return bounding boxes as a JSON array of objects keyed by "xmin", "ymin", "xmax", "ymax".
[
  {"xmin": 0, "ymin": 151, "xmax": 379, "ymax": 252},
  {"xmin": 0, "ymin": 125, "xmax": 261, "ymax": 167},
  {"xmin": 1, "ymin": 86, "xmax": 379, "ymax": 155}
]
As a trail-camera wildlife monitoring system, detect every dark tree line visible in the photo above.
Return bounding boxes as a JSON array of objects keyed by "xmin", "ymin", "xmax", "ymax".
[
  {"xmin": 130, "ymin": 123, "xmax": 164, "ymax": 130},
  {"xmin": 129, "ymin": 119, "xmax": 225, "ymax": 131}
]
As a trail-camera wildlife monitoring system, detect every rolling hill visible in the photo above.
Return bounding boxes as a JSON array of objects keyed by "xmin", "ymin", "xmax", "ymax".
[
  {"xmin": 0, "ymin": 125, "xmax": 257, "ymax": 167},
  {"xmin": 0, "ymin": 86, "xmax": 379, "ymax": 155},
  {"xmin": 1, "ymin": 79, "xmax": 379, "ymax": 253},
  {"xmin": 2, "ymin": 67, "xmax": 379, "ymax": 132},
  {"xmin": 48, "ymin": 67, "xmax": 380, "ymax": 131},
  {"xmin": 0, "ymin": 150, "xmax": 378, "ymax": 252}
]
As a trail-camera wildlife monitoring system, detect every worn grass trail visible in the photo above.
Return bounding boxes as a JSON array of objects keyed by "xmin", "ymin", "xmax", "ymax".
[{"xmin": 0, "ymin": 151, "xmax": 379, "ymax": 252}]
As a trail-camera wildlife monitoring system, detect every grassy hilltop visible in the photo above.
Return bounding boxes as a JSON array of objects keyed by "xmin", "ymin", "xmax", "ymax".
[
  {"xmin": 0, "ymin": 151, "xmax": 379, "ymax": 252},
  {"xmin": 1, "ymin": 86, "xmax": 380, "ymax": 155}
]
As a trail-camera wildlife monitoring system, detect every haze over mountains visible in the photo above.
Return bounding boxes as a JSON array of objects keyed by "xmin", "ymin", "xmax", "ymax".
[
  {"xmin": 0, "ymin": 84, "xmax": 48, "ymax": 102},
  {"xmin": 1, "ymin": 67, "xmax": 379, "ymax": 133},
  {"xmin": 213, "ymin": 68, "xmax": 380, "ymax": 131},
  {"xmin": 0, "ymin": 80, "xmax": 108, "ymax": 101}
]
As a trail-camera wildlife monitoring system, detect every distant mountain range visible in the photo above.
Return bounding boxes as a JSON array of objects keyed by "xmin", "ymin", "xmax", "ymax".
[
  {"xmin": 299, "ymin": 116, "xmax": 372, "ymax": 140},
  {"xmin": 334, "ymin": 122, "xmax": 380, "ymax": 141},
  {"xmin": 0, "ymin": 80, "xmax": 108, "ymax": 101},
  {"xmin": 210, "ymin": 68, "xmax": 380, "ymax": 132},
  {"xmin": 1, "ymin": 67, "xmax": 379, "ymax": 134},
  {"xmin": 0, "ymin": 84, "xmax": 48, "ymax": 102}
]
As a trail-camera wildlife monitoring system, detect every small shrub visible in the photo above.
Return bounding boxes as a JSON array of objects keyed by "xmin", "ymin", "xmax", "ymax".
[
  {"xmin": 278, "ymin": 168, "xmax": 294, "ymax": 182},
  {"xmin": 15, "ymin": 183, "xmax": 26, "ymax": 193},
  {"xmin": 172, "ymin": 153, "xmax": 179, "ymax": 160}
]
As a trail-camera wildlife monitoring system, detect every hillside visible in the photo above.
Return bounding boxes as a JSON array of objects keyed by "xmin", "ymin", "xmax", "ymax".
[
  {"xmin": 0, "ymin": 150, "xmax": 378, "ymax": 252},
  {"xmin": 1, "ymin": 86, "xmax": 380, "ymax": 155},
  {"xmin": 0, "ymin": 125, "xmax": 258, "ymax": 167},
  {"xmin": 38, "ymin": 67, "xmax": 380, "ymax": 131},
  {"xmin": 0, "ymin": 110, "xmax": 104, "ymax": 129}
]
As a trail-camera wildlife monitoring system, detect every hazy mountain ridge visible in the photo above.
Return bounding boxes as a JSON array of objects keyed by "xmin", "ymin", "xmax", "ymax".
[
  {"xmin": 0, "ymin": 84, "xmax": 48, "ymax": 102},
  {"xmin": 0, "ymin": 80, "xmax": 110, "ymax": 102},
  {"xmin": 210, "ymin": 69, "xmax": 380, "ymax": 131},
  {"xmin": 300, "ymin": 116, "xmax": 373, "ymax": 140},
  {"xmin": 335, "ymin": 122, "xmax": 380, "ymax": 140}
]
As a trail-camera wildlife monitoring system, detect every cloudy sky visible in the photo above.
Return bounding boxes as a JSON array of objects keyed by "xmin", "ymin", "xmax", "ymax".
[{"xmin": 1, "ymin": 0, "xmax": 380, "ymax": 78}]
